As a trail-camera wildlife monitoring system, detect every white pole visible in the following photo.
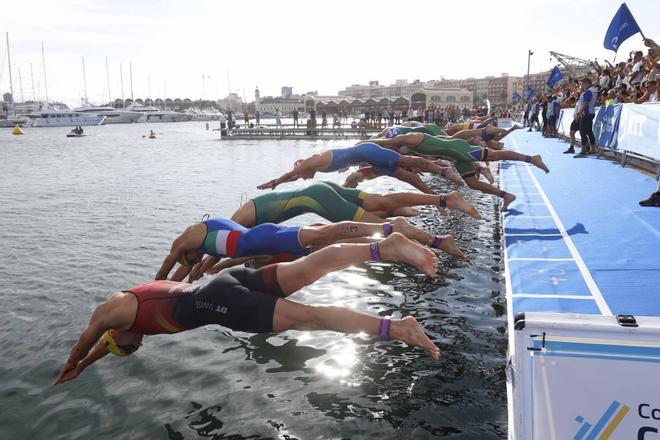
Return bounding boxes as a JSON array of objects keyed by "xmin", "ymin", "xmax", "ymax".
[
  {"xmin": 129, "ymin": 61, "xmax": 134, "ymax": 101},
  {"xmin": 42, "ymin": 42, "xmax": 49, "ymax": 105},
  {"xmin": 105, "ymin": 56, "xmax": 111, "ymax": 103},
  {"xmin": 6, "ymin": 33, "xmax": 14, "ymax": 108},
  {"xmin": 18, "ymin": 67, "xmax": 24, "ymax": 103},
  {"xmin": 30, "ymin": 62, "xmax": 36, "ymax": 101},
  {"xmin": 82, "ymin": 57, "xmax": 88, "ymax": 102},
  {"xmin": 119, "ymin": 63, "xmax": 125, "ymax": 104}
]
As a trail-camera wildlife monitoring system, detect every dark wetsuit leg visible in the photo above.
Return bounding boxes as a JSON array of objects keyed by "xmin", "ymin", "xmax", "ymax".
[{"xmin": 176, "ymin": 265, "xmax": 285, "ymax": 333}]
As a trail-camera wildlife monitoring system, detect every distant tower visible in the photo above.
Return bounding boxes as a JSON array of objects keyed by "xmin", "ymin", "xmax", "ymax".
[
  {"xmin": 281, "ymin": 86, "xmax": 293, "ymax": 99},
  {"xmin": 255, "ymin": 86, "xmax": 260, "ymax": 113}
]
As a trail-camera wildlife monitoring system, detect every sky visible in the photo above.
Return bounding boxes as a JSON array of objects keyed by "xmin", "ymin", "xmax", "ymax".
[{"xmin": 1, "ymin": 0, "xmax": 657, "ymax": 107}]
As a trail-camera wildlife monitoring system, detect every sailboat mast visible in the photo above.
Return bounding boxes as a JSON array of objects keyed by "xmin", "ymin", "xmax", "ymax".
[
  {"xmin": 18, "ymin": 67, "xmax": 24, "ymax": 103},
  {"xmin": 105, "ymin": 56, "xmax": 111, "ymax": 104},
  {"xmin": 42, "ymin": 42, "xmax": 49, "ymax": 105},
  {"xmin": 82, "ymin": 57, "xmax": 88, "ymax": 102},
  {"xmin": 6, "ymin": 33, "xmax": 15, "ymax": 109},
  {"xmin": 129, "ymin": 61, "xmax": 134, "ymax": 101},
  {"xmin": 226, "ymin": 68, "xmax": 231, "ymax": 111},
  {"xmin": 30, "ymin": 62, "xmax": 36, "ymax": 101},
  {"xmin": 119, "ymin": 63, "xmax": 125, "ymax": 103}
]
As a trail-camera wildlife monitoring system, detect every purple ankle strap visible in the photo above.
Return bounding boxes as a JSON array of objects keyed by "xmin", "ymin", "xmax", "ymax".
[
  {"xmin": 379, "ymin": 317, "xmax": 391, "ymax": 340},
  {"xmin": 386, "ymin": 209, "xmax": 394, "ymax": 217},
  {"xmin": 369, "ymin": 242, "xmax": 382, "ymax": 261},
  {"xmin": 383, "ymin": 223, "xmax": 393, "ymax": 237},
  {"xmin": 438, "ymin": 194, "xmax": 447, "ymax": 208},
  {"xmin": 499, "ymin": 190, "xmax": 507, "ymax": 198},
  {"xmin": 524, "ymin": 155, "xmax": 532, "ymax": 163},
  {"xmin": 432, "ymin": 236, "xmax": 442, "ymax": 248},
  {"xmin": 440, "ymin": 167, "xmax": 448, "ymax": 178}
]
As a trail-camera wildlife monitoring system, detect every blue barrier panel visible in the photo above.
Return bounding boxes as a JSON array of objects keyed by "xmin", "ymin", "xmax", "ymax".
[
  {"xmin": 592, "ymin": 106, "xmax": 606, "ymax": 142},
  {"xmin": 597, "ymin": 104, "xmax": 622, "ymax": 149}
]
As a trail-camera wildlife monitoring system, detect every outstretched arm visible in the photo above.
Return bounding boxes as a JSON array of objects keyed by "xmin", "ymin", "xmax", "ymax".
[
  {"xmin": 156, "ymin": 252, "xmax": 180, "ymax": 281},
  {"xmin": 188, "ymin": 256, "xmax": 220, "ymax": 282},
  {"xmin": 257, "ymin": 154, "xmax": 325, "ymax": 190},
  {"xmin": 170, "ymin": 263, "xmax": 193, "ymax": 282},
  {"xmin": 56, "ymin": 340, "xmax": 110, "ymax": 384},
  {"xmin": 155, "ymin": 226, "xmax": 199, "ymax": 280},
  {"xmin": 55, "ymin": 303, "xmax": 114, "ymax": 384},
  {"xmin": 207, "ymin": 256, "xmax": 255, "ymax": 274},
  {"xmin": 257, "ymin": 170, "xmax": 301, "ymax": 190}
]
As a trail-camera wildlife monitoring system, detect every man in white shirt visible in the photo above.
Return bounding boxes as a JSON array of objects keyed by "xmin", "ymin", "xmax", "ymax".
[{"xmin": 629, "ymin": 51, "xmax": 646, "ymax": 86}]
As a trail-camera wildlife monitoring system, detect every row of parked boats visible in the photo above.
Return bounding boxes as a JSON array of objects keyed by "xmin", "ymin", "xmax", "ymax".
[{"xmin": 1, "ymin": 104, "xmax": 225, "ymax": 127}]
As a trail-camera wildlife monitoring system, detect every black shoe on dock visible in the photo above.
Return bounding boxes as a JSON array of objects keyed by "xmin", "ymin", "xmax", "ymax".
[
  {"xmin": 563, "ymin": 146, "xmax": 575, "ymax": 154},
  {"xmin": 639, "ymin": 193, "xmax": 660, "ymax": 207}
]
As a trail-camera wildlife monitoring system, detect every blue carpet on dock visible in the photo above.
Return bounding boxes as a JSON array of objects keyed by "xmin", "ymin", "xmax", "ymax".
[{"xmin": 501, "ymin": 129, "xmax": 660, "ymax": 317}]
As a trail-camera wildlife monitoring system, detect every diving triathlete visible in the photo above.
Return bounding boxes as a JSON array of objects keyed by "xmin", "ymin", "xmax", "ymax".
[
  {"xmin": 256, "ymin": 142, "xmax": 464, "ymax": 193},
  {"xmin": 54, "ymin": 234, "xmax": 441, "ymax": 384},
  {"xmin": 156, "ymin": 216, "xmax": 465, "ymax": 281},
  {"xmin": 369, "ymin": 132, "xmax": 549, "ymax": 210}
]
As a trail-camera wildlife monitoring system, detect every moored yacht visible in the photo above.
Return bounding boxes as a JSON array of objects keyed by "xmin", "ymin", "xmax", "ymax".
[
  {"xmin": 29, "ymin": 110, "xmax": 106, "ymax": 127},
  {"xmin": 74, "ymin": 105, "xmax": 143, "ymax": 124},
  {"xmin": 126, "ymin": 104, "xmax": 191, "ymax": 122},
  {"xmin": 185, "ymin": 107, "xmax": 224, "ymax": 121}
]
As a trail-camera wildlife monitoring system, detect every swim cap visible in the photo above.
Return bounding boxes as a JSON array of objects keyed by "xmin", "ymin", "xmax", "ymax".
[
  {"xmin": 385, "ymin": 127, "xmax": 401, "ymax": 139},
  {"xmin": 102, "ymin": 330, "xmax": 141, "ymax": 357},
  {"xmin": 102, "ymin": 330, "xmax": 129, "ymax": 356}
]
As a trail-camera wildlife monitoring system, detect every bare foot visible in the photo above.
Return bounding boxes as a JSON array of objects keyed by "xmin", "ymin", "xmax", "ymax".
[
  {"xmin": 502, "ymin": 193, "xmax": 517, "ymax": 211},
  {"xmin": 390, "ymin": 207, "xmax": 420, "ymax": 217},
  {"xmin": 444, "ymin": 167, "xmax": 464, "ymax": 187},
  {"xmin": 531, "ymin": 155, "xmax": 550, "ymax": 173},
  {"xmin": 390, "ymin": 316, "xmax": 440, "ymax": 360},
  {"xmin": 433, "ymin": 234, "xmax": 465, "ymax": 259},
  {"xmin": 378, "ymin": 233, "xmax": 438, "ymax": 277},
  {"xmin": 479, "ymin": 166, "xmax": 495, "ymax": 184},
  {"xmin": 389, "ymin": 217, "xmax": 435, "ymax": 245},
  {"xmin": 445, "ymin": 191, "xmax": 480, "ymax": 219}
]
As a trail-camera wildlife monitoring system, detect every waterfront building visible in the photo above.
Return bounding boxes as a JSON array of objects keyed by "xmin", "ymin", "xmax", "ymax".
[{"xmin": 434, "ymin": 74, "xmax": 525, "ymax": 106}]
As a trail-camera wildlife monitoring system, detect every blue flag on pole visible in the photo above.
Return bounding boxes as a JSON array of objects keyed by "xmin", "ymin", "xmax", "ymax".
[
  {"xmin": 513, "ymin": 91, "xmax": 522, "ymax": 102},
  {"xmin": 526, "ymin": 86, "xmax": 535, "ymax": 100},
  {"xmin": 603, "ymin": 3, "xmax": 642, "ymax": 52},
  {"xmin": 546, "ymin": 66, "xmax": 564, "ymax": 89}
]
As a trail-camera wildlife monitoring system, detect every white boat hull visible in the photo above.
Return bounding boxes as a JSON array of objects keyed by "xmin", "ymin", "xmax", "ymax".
[
  {"xmin": 145, "ymin": 112, "xmax": 192, "ymax": 123},
  {"xmin": 102, "ymin": 111, "xmax": 143, "ymax": 124},
  {"xmin": 31, "ymin": 115, "xmax": 106, "ymax": 127}
]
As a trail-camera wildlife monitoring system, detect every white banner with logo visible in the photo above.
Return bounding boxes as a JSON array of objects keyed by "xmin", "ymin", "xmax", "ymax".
[
  {"xmin": 531, "ymin": 347, "xmax": 660, "ymax": 439},
  {"xmin": 616, "ymin": 102, "xmax": 660, "ymax": 160},
  {"xmin": 510, "ymin": 314, "xmax": 660, "ymax": 440}
]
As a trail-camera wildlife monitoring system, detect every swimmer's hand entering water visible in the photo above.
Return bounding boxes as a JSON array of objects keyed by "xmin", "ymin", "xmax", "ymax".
[{"xmin": 257, "ymin": 179, "xmax": 278, "ymax": 190}]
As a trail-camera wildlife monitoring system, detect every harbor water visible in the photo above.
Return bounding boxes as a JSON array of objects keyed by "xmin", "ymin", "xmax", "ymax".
[{"xmin": 0, "ymin": 122, "xmax": 507, "ymax": 439}]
